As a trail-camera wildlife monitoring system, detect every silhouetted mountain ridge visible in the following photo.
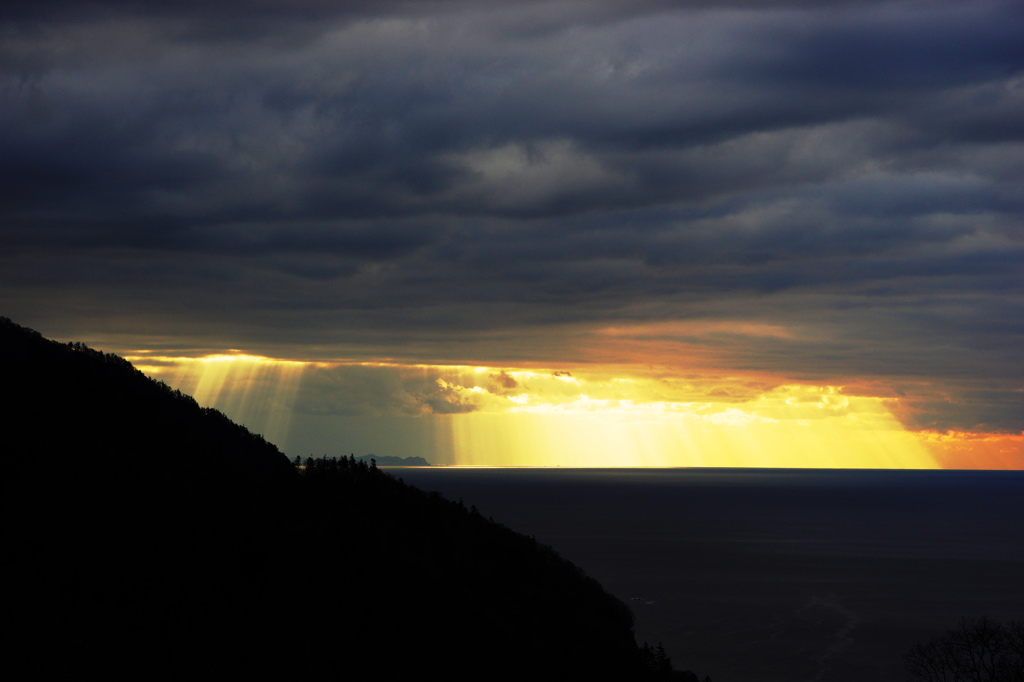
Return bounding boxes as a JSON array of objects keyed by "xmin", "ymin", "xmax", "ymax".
[{"xmin": 2, "ymin": 317, "xmax": 696, "ymax": 680}]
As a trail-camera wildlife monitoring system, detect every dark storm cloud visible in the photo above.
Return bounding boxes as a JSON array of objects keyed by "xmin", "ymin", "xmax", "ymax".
[
  {"xmin": 294, "ymin": 364, "xmax": 491, "ymax": 418},
  {"xmin": 1, "ymin": 0, "xmax": 1021, "ymax": 432}
]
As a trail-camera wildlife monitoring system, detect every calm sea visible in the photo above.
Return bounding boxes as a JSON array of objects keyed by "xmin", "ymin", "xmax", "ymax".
[{"xmin": 386, "ymin": 467, "xmax": 1024, "ymax": 682}]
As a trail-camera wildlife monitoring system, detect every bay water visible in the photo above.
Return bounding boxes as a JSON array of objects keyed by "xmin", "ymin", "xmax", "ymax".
[{"xmin": 387, "ymin": 467, "xmax": 1024, "ymax": 682}]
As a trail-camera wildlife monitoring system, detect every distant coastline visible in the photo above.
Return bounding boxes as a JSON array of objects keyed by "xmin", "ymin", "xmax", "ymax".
[{"xmin": 358, "ymin": 454, "xmax": 431, "ymax": 467}]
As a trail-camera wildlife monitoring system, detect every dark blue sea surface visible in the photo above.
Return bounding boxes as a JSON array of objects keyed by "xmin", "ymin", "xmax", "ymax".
[{"xmin": 387, "ymin": 467, "xmax": 1024, "ymax": 682}]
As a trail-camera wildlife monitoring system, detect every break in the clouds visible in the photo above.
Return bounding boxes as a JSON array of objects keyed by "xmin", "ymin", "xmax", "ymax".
[{"xmin": 1, "ymin": 0, "xmax": 1022, "ymax": 441}]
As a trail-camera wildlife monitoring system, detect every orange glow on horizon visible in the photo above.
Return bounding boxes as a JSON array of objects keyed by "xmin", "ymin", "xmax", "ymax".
[
  {"xmin": 920, "ymin": 430, "xmax": 1024, "ymax": 470},
  {"xmin": 123, "ymin": 352, "xmax": 1018, "ymax": 470}
]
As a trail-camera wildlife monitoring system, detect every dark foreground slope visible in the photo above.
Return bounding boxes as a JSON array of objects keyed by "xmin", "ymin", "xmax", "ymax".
[{"xmin": 1, "ymin": 318, "xmax": 657, "ymax": 680}]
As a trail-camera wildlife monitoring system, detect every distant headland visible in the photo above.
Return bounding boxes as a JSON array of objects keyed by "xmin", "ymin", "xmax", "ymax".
[{"xmin": 357, "ymin": 454, "xmax": 431, "ymax": 467}]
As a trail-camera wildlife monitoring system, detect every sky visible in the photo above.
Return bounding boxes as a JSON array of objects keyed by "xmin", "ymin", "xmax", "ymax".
[{"xmin": 2, "ymin": 0, "xmax": 1021, "ymax": 468}]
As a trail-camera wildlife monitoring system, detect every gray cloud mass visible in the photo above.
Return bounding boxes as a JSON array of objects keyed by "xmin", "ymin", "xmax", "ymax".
[{"xmin": 1, "ymin": 0, "xmax": 1021, "ymax": 433}]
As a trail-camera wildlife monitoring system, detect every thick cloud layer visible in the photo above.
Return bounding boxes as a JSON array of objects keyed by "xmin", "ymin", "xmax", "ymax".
[{"xmin": 2, "ymin": 0, "xmax": 1021, "ymax": 433}]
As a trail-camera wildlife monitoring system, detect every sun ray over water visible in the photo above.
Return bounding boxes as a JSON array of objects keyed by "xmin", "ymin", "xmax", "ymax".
[
  {"xmin": 118, "ymin": 353, "xmax": 987, "ymax": 468},
  {"xmin": 126, "ymin": 352, "xmax": 308, "ymax": 448}
]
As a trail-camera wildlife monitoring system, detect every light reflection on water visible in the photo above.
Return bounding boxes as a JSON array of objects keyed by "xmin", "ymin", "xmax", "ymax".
[{"xmin": 387, "ymin": 467, "xmax": 1024, "ymax": 682}]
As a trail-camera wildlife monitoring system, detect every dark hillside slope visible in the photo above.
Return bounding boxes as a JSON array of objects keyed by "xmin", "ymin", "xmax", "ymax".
[{"xmin": 1, "ymin": 318, "xmax": 652, "ymax": 680}]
